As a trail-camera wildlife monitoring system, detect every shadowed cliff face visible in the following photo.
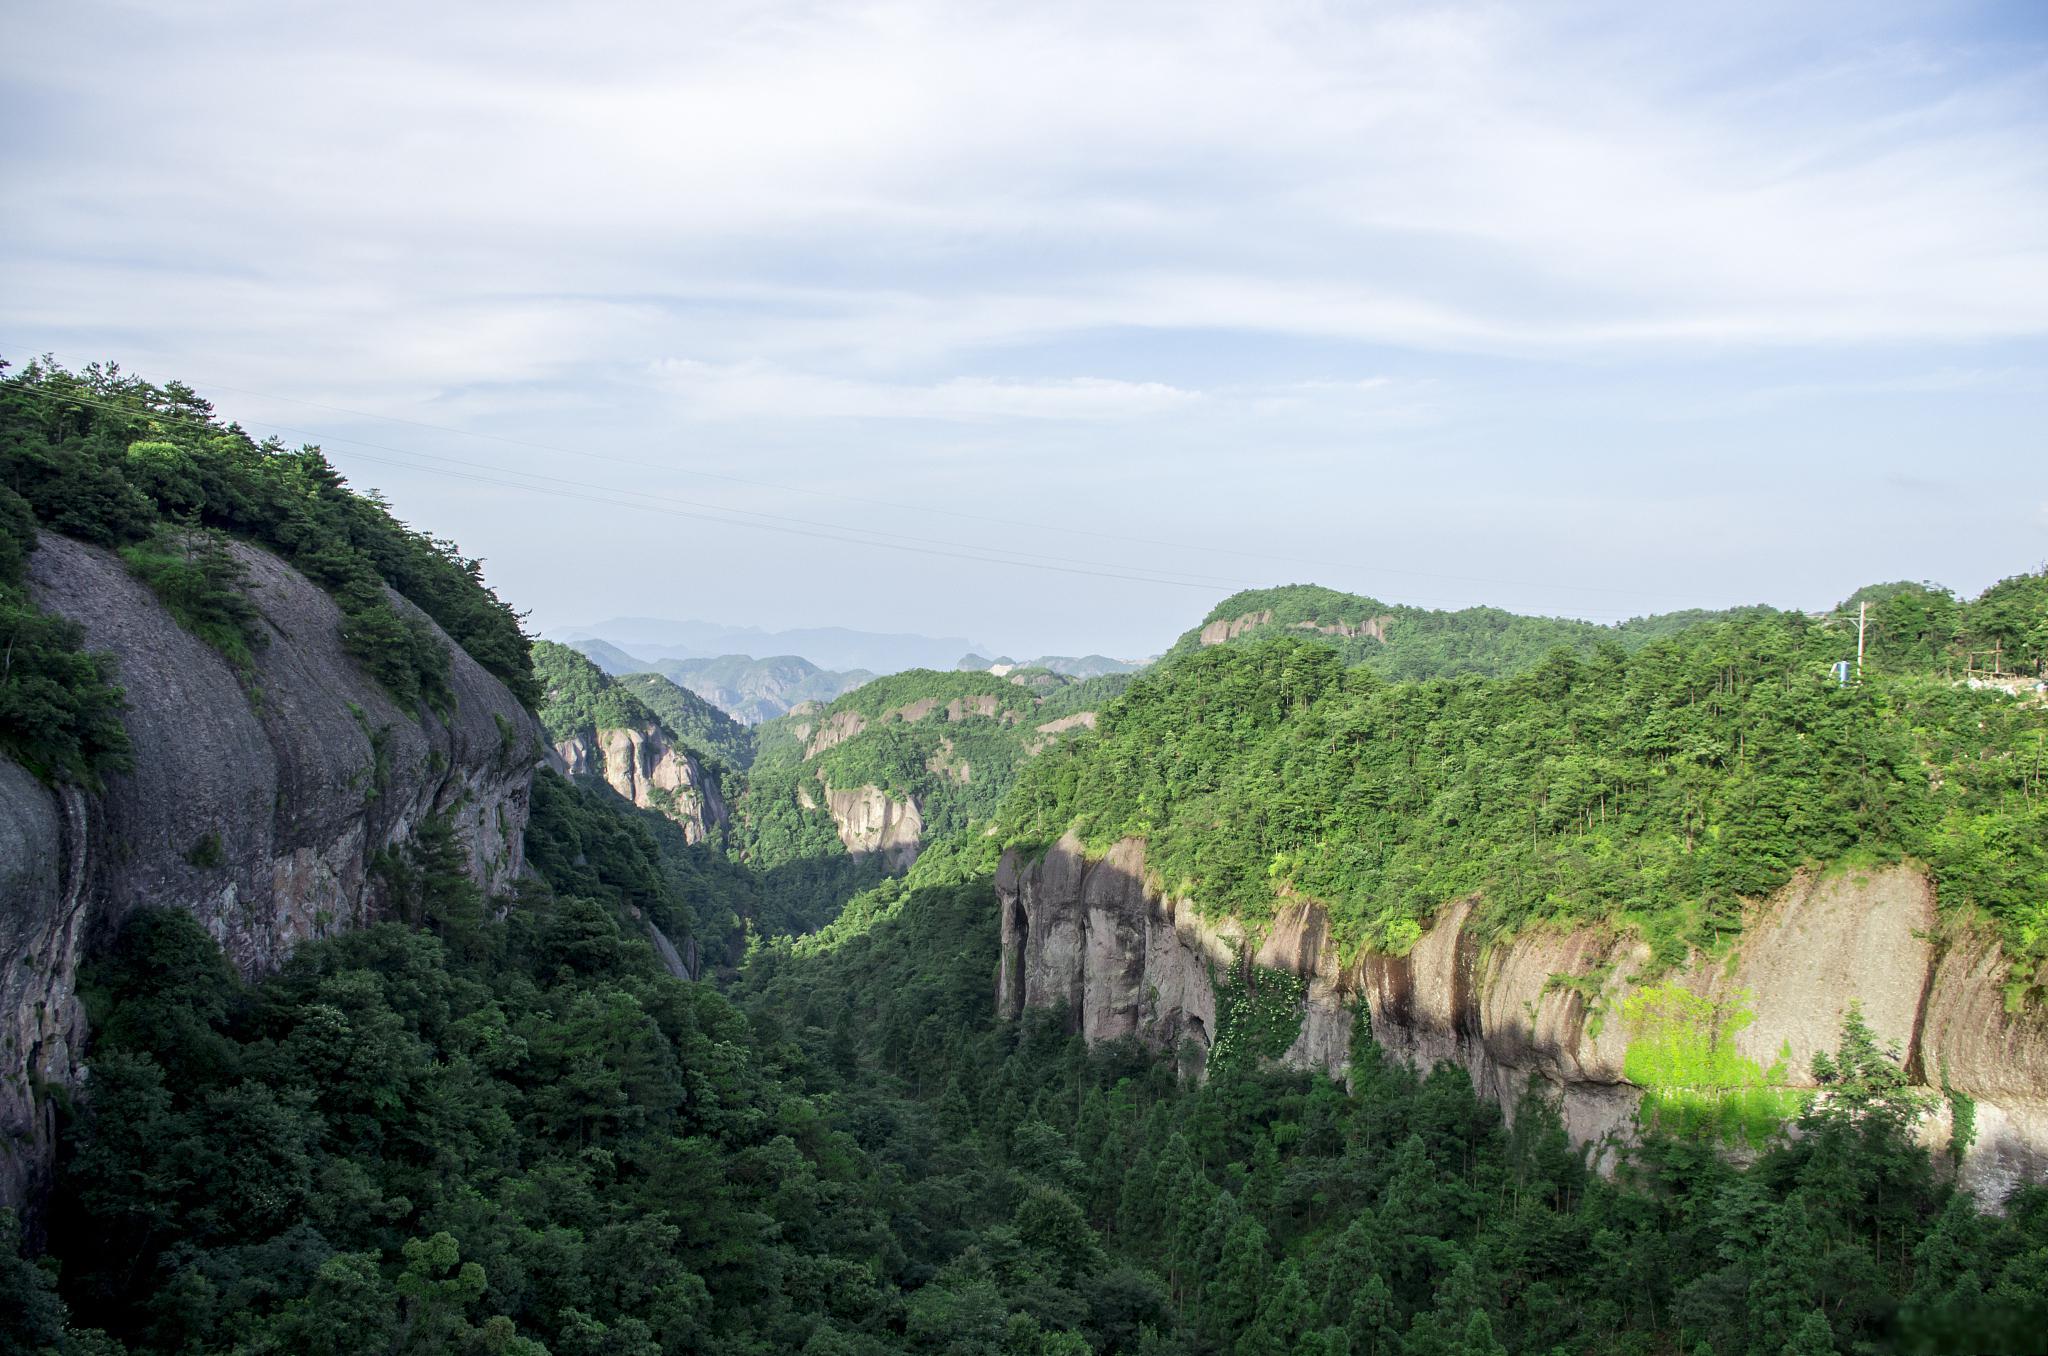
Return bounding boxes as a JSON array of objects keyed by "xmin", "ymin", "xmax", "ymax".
[
  {"xmin": 553, "ymin": 725, "xmax": 729, "ymax": 844},
  {"xmin": 0, "ymin": 533, "xmax": 543, "ymax": 1212},
  {"xmin": 997, "ymin": 834, "xmax": 2048, "ymax": 1201}
]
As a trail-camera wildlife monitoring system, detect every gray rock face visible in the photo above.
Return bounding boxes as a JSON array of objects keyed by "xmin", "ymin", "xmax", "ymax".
[
  {"xmin": 824, "ymin": 782, "xmax": 924, "ymax": 869},
  {"xmin": 0, "ymin": 533, "xmax": 542, "ymax": 1211},
  {"xmin": 553, "ymin": 725, "xmax": 728, "ymax": 844},
  {"xmin": 998, "ymin": 834, "xmax": 1237, "ymax": 1077},
  {"xmin": 997, "ymin": 837, "xmax": 2048, "ymax": 1200}
]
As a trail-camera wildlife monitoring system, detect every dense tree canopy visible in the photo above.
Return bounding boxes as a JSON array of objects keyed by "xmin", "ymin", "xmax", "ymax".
[
  {"xmin": 21, "ymin": 809, "xmax": 2048, "ymax": 1356},
  {"xmin": 1007, "ymin": 605, "xmax": 2048, "ymax": 967}
]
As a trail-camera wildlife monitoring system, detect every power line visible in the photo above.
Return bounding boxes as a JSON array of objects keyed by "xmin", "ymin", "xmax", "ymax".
[
  {"xmin": 1, "ymin": 381, "xmax": 1264, "ymax": 594},
  {"xmin": 2, "ymin": 375, "xmax": 1673, "ymax": 616},
  {"xmin": 2, "ymin": 344, "xmax": 1683, "ymax": 607}
]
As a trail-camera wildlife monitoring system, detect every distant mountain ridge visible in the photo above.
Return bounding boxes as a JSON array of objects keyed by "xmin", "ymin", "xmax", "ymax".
[
  {"xmin": 1174, "ymin": 582, "xmax": 1784, "ymax": 679},
  {"xmin": 560, "ymin": 616, "xmax": 989, "ymax": 674},
  {"xmin": 956, "ymin": 652, "xmax": 1145, "ymax": 678},
  {"xmin": 567, "ymin": 637, "xmax": 873, "ymax": 724}
]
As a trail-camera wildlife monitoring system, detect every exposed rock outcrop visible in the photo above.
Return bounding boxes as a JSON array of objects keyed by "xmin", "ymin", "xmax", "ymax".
[
  {"xmin": 997, "ymin": 834, "xmax": 2048, "ymax": 1199},
  {"xmin": 997, "ymin": 834, "xmax": 1233, "ymax": 1077},
  {"xmin": 1028, "ymin": 712, "xmax": 1098, "ymax": 752},
  {"xmin": 0, "ymin": 533, "xmax": 543, "ymax": 1212},
  {"xmin": 804, "ymin": 709, "xmax": 868, "ymax": 758},
  {"xmin": 554, "ymin": 725, "xmax": 728, "ymax": 843},
  {"xmin": 1199, "ymin": 611, "xmax": 1274, "ymax": 645},
  {"xmin": 824, "ymin": 781, "xmax": 924, "ymax": 869},
  {"xmin": 925, "ymin": 738, "xmax": 972, "ymax": 785},
  {"xmin": 1198, "ymin": 609, "xmax": 1393, "ymax": 646},
  {"xmin": 1291, "ymin": 615, "xmax": 1391, "ymax": 642}
]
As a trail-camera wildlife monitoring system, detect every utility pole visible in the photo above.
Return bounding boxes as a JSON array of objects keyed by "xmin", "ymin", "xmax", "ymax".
[{"xmin": 1856, "ymin": 601, "xmax": 1867, "ymax": 679}]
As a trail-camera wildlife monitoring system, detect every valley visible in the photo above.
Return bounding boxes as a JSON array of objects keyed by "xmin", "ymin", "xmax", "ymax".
[{"xmin": 3, "ymin": 361, "xmax": 2046, "ymax": 1354}]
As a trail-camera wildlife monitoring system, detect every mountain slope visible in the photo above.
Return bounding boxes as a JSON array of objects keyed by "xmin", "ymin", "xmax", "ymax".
[
  {"xmin": 568, "ymin": 635, "xmax": 650, "ymax": 675},
  {"xmin": 532, "ymin": 641, "xmax": 729, "ymax": 844},
  {"xmin": 994, "ymin": 573, "xmax": 2048, "ymax": 1191},
  {"xmin": 565, "ymin": 615, "xmax": 987, "ymax": 672},
  {"xmin": 0, "ymin": 359, "xmax": 543, "ymax": 1211},
  {"xmin": 578, "ymin": 645, "xmax": 874, "ymax": 723},
  {"xmin": 616, "ymin": 670, "xmax": 755, "ymax": 771},
  {"xmin": 1175, "ymin": 582, "xmax": 1782, "ymax": 680}
]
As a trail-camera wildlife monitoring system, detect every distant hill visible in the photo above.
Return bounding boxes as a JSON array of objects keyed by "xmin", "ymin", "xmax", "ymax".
[
  {"xmin": 572, "ymin": 637, "xmax": 651, "ymax": 675},
  {"xmin": 564, "ymin": 639, "xmax": 872, "ymax": 724},
  {"xmin": 1173, "ymin": 583, "xmax": 1781, "ymax": 680},
  {"xmin": 560, "ymin": 616, "xmax": 988, "ymax": 674},
  {"xmin": 957, "ymin": 652, "xmax": 1145, "ymax": 677},
  {"xmin": 738, "ymin": 667, "xmax": 1123, "ymax": 884},
  {"xmin": 652, "ymin": 653, "xmax": 875, "ymax": 724}
]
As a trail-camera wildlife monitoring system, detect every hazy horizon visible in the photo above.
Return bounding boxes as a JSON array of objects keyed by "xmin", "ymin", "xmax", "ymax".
[{"xmin": 5, "ymin": 0, "xmax": 2043, "ymax": 659}]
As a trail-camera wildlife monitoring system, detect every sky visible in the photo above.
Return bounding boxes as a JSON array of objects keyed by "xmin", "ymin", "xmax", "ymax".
[{"xmin": 3, "ymin": 0, "xmax": 2044, "ymax": 660}]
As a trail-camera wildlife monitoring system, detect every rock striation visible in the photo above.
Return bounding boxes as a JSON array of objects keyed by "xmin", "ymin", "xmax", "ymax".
[
  {"xmin": 553, "ymin": 724, "xmax": 728, "ymax": 843},
  {"xmin": 0, "ymin": 533, "xmax": 543, "ymax": 1213},
  {"xmin": 996, "ymin": 833, "xmax": 2048, "ymax": 1200},
  {"xmin": 824, "ymin": 781, "xmax": 924, "ymax": 869},
  {"xmin": 1197, "ymin": 610, "xmax": 1392, "ymax": 646}
]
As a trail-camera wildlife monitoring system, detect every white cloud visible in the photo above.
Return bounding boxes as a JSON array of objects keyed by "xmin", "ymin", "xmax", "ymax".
[
  {"xmin": 4, "ymin": 0, "xmax": 2044, "ymax": 399},
  {"xmin": 650, "ymin": 361, "xmax": 1200, "ymax": 420},
  {"xmin": 1, "ymin": 0, "xmax": 2043, "ymax": 650}
]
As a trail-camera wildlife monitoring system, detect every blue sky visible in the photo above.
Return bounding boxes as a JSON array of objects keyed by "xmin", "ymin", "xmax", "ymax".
[{"xmin": 3, "ymin": 0, "xmax": 2043, "ymax": 658}]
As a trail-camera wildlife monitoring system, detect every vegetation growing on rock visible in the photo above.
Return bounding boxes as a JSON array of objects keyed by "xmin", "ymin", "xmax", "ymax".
[
  {"xmin": 1006, "ymin": 594, "xmax": 2048, "ymax": 968},
  {"xmin": 0, "ymin": 358, "xmax": 537, "ymax": 737}
]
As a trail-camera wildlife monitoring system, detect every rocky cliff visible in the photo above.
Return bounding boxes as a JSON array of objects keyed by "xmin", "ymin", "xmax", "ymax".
[
  {"xmin": 824, "ymin": 780, "xmax": 924, "ymax": 869},
  {"xmin": 997, "ymin": 833, "xmax": 2048, "ymax": 1200},
  {"xmin": 553, "ymin": 724, "xmax": 728, "ymax": 843},
  {"xmin": 0, "ymin": 533, "xmax": 543, "ymax": 1212}
]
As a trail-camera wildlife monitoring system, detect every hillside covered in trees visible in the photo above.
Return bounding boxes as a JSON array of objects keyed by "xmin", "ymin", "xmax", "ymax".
[
  {"xmin": 15, "ymin": 785, "xmax": 2048, "ymax": 1355},
  {"xmin": 1019, "ymin": 581, "xmax": 2048, "ymax": 968}
]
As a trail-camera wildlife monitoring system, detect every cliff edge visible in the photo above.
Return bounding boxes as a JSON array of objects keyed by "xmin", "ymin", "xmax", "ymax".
[
  {"xmin": 0, "ymin": 533, "xmax": 542, "ymax": 1211},
  {"xmin": 997, "ymin": 833, "xmax": 2048, "ymax": 1200}
]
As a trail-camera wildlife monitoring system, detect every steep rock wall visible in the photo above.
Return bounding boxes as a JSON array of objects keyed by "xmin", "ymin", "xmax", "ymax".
[
  {"xmin": 554, "ymin": 725, "xmax": 728, "ymax": 843},
  {"xmin": 997, "ymin": 835, "xmax": 2048, "ymax": 1199},
  {"xmin": 824, "ymin": 781, "xmax": 924, "ymax": 869},
  {"xmin": 0, "ymin": 533, "xmax": 543, "ymax": 1212},
  {"xmin": 997, "ymin": 834, "xmax": 1234, "ymax": 1076}
]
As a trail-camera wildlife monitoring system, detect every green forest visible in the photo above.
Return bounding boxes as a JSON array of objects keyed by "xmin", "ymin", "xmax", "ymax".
[
  {"xmin": 1011, "ymin": 595, "xmax": 2048, "ymax": 970},
  {"xmin": 11, "ymin": 797, "xmax": 2048, "ymax": 1355},
  {"xmin": 7, "ymin": 360, "xmax": 2048, "ymax": 1354}
]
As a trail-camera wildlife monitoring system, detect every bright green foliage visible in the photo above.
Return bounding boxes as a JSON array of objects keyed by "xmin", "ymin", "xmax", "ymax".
[
  {"xmin": 1003, "ymin": 602, "xmax": 2048, "ymax": 968},
  {"xmin": 36, "ymin": 795, "xmax": 2048, "ymax": 1353},
  {"xmin": 0, "ymin": 481, "xmax": 131, "ymax": 787},
  {"xmin": 532, "ymin": 639, "xmax": 660, "ymax": 744},
  {"xmin": 117, "ymin": 528, "xmax": 265, "ymax": 676},
  {"xmin": 616, "ymin": 670, "xmax": 753, "ymax": 772},
  {"xmin": 820, "ymin": 666, "xmax": 1034, "ymax": 722},
  {"xmin": 1808, "ymin": 1000, "xmax": 1933, "ymax": 1133},
  {"xmin": 1170, "ymin": 583, "xmax": 1784, "ymax": 681},
  {"xmin": 1619, "ymin": 986, "xmax": 1804, "ymax": 1146},
  {"xmin": 1208, "ymin": 968, "xmax": 1308, "ymax": 1075},
  {"xmin": 726, "ymin": 667, "xmax": 1110, "ymax": 937},
  {"xmin": 0, "ymin": 358, "xmax": 536, "ymax": 720},
  {"xmin": 1036, "ymin": 672, "xmax": 1137, "ymax": 724},
  {"xmin": 1967, "ymin": 570, "xmax": 2048, "ymax": 675},
  {"xmin": 733, "ymin": 868, "xmax": 2048, "ymax": 1355}
]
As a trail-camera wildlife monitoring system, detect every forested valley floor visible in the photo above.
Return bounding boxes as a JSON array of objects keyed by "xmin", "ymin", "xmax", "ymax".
[{"xmin": 9, "ymin": 777, "xmax": 2047, "ymax": 1356}]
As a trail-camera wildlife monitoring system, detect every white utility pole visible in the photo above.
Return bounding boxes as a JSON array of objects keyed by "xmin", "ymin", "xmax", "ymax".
[{"xmin": 1856, "ymin": 601, "xmax": 1867, "ymax": 678}]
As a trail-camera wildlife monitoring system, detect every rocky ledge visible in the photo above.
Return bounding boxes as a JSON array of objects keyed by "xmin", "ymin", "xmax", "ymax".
[{"xmin": 997, "ymin": 832, "xmax": 2048, "ymax": 1201}]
